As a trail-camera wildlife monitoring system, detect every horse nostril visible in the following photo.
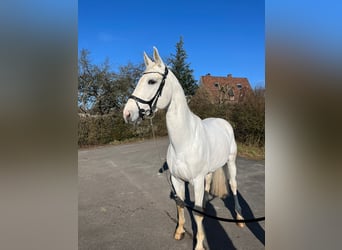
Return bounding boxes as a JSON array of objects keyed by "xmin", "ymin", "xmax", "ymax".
[{"xmin": 123, "ymin": 110, "xmax": 131, "ymax": 122}]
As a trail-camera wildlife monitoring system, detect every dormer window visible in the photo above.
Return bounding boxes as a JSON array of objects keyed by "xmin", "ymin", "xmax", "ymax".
[
  {"xmin": 214, "ymin": 82, "xmax": 219, "ymax": 88},
  {"xmin": 236, "ymin": 83, "xmax": 242, "ymax": 89}
]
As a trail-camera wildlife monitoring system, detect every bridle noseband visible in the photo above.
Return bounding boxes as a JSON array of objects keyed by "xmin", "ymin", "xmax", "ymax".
[{"xmin": 129, "ymin": 66, "xmax": 168, "ymax": 119}]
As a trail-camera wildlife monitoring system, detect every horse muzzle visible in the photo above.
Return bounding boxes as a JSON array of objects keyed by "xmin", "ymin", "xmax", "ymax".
[{"xmin": 123, "ymin": 101, "xmax": 140, "ymax": 123}]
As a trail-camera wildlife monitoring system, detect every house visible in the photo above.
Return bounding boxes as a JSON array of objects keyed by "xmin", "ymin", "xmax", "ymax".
[{"xmin": 197, "ymin": 73, "xmax": 252, "ymax": 104}]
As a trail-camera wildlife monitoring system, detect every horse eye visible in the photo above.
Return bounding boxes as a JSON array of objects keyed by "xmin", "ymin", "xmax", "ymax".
[{"xmin": 148, "ymin": 79, "xmax": 157, "ymax": 85}]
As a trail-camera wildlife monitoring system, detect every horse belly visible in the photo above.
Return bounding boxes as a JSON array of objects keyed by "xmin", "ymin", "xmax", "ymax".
[
  {"xmin": 207, "ymin": 136, "xmax": 230, "ymax": 171},
  {"xmin": 202, "ymin": 118, "xmax": 233, "ymax": 171}
]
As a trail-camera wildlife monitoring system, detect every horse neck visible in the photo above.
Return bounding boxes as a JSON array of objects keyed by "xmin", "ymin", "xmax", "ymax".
[{"xmin": 166, "ymin": 75, "xmax": 198, "ymax": 149}]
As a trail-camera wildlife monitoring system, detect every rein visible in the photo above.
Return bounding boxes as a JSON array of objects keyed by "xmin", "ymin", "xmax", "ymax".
[{"xmin": 129, "ymin": 66, "xmax": 168, "ymax": 119}]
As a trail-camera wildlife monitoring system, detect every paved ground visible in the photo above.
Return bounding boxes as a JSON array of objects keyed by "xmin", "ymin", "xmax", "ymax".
[{"xmin": 79, "ymin": 137, "xmax": 265, "ymax": 250}]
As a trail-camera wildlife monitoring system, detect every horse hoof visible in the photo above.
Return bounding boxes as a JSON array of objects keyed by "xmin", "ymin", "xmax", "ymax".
[
  {"xmin": 174, "ymin": 232, "xmax": 185, "ymax": 240},
  {"xmin": 236, "ymin": 213, "xmax": 245, "ymax": 228},
  {"xmin": 195, "ymin": 247, "xmax": 206, "ymax": 250},
  {"xmin": 236, "ymin": 222, "xmax": 245, "ymax": 228}
]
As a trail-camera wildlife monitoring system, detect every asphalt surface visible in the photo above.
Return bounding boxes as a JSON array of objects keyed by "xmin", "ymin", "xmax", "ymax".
[{"xmin": 79, "ymin": 137, "xmax": 265, "ymax": 250}]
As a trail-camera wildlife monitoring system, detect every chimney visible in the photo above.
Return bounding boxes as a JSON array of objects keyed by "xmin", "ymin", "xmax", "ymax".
[
  {"xmin": 227, "ymin": 74, "xmax": 232, "ymax": 78},
  {"xmin": 206, "ymin": 73, "xmax": 211, "ymax": 76}
]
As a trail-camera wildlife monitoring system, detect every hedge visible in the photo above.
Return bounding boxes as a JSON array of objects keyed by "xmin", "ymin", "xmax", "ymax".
[{"xmin": 78, "ymin": 91, "xmax": 264, "ymax": 147}]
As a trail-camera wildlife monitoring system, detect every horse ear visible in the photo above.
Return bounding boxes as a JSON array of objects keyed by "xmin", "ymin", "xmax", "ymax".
[
  {"xmin": 153, "ymin": 46, "xmax": 164, "ymax": 67},
  {"xmin": 143, "ymin": 52, "xmax": 153, "ymax": 67}
]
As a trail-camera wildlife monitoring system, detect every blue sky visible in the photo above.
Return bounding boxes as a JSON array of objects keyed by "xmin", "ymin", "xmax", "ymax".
[{"xmin": 79, "ymin": 0, "xmax": 265, "ymax": 88}]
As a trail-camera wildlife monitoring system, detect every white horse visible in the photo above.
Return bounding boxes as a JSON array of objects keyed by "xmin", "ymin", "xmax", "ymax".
[{"xmin": 123, "ymin": 47, "xmax": 244, "ymax": 250}]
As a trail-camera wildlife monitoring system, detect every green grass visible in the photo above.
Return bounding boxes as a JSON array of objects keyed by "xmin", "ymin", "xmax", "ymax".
[
  {"xmin": 237, "ymin": 143, "xmax": 265, "ymax": 160},
  {"xmin": 109, "ymin": 137, "xmax": 147, "ymax": 145}
]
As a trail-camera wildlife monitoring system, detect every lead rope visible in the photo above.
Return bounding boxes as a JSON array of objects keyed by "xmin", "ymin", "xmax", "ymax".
[
  {"xmin": 149, "ymin": 117, "xmax": 175, "ymax": 191},
  {"xmin": 149, "ymin": 117, "xmax": 265, "ymax": 223},
  {"xmin": 149, "ymin": 117, "xmax": 163, "ymax": 166}
]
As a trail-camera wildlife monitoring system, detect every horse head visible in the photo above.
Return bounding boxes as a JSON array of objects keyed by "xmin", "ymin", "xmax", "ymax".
[{"xmin": 123, "ymin": 47, "xmax": 172, "ymax": 123}]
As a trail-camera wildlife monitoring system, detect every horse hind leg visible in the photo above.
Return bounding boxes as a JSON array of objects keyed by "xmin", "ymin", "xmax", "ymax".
[
  {"xmin": 171, "ymin": 176, "xmax": 186, "ymax": 240},
  {"xmin": 228, "ymin": 153, "xmax": 245, "ymax": 228}
]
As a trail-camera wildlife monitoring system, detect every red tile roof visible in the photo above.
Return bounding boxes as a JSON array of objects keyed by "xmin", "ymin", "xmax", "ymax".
[{"xmin": 198, "ymin": 74, "xmax": 252, "ymax": 103}]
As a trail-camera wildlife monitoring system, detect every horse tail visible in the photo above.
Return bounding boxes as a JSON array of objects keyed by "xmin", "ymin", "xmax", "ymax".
[{"xmin": 210, "ymin": 165, "xmax": 228, "ymax": 198}]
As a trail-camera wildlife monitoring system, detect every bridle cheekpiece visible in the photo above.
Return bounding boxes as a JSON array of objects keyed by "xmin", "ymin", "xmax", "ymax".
[{"xmin": 129, "ymin": 66, "xmax": 169, "ymax": 119}]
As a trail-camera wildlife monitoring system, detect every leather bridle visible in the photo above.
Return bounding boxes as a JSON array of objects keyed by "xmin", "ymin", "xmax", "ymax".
[{"xmin": 129, "ymin": 66, "xmax": 168, "ymax": 119}]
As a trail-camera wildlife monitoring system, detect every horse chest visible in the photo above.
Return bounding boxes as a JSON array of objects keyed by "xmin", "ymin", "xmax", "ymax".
[{"xmin": 167, "ymin": 146, "xmax": 207, "ymax": 181}]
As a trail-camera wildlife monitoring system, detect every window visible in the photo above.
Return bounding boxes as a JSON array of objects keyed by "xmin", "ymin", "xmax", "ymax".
[
  {"xmin": 236, "ymin": 83, "xmax": 242, "ymax": 89},
  {"xmin": 214, "ymin": 82, "xmax": 219, "ymax": 88},
  {"xmin": 228, "ymin": 88, "xmax": 234, "ymax": 97}
]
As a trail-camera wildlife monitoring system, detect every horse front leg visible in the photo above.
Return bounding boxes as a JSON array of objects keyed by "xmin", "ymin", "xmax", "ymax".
[
  {"xmin": 203, "ymin": 173, "xmax": 212, "ymax": 208},
  {"xmin": 171, "ymin": 176, "xmax": 186, "ymax": 240},
  {"xmin": 193, "ymin": 176, "xmax": 206, "ymax": 250}
]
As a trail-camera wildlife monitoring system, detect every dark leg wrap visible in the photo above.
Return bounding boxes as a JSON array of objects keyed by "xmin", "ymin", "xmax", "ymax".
[
  {"xmin": 174, "ymin": 195, "xmax": 185, "ymax": 208},
  {"xmin": 234, "ymin": 195, "xmax": 242, "ymax": 215},
  {"xmin": 193, "ymin": 205, "xmax": 205, "ymax": 216},
  {"xmin": 202, "ymin": 191, "xmax": 209, "ymax": 208}
]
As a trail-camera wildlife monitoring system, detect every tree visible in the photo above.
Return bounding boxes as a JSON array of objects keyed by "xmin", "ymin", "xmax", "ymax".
[
  {"xmin": 78, "ymin": 49, "xmax": 117, "ymax": 114},
  {"xmin": 78, "ymin": 49, "xmax": 94, "ymax": 112},
  {"xmin": 78, "ymin": 49, "xmax": 144, "ymax": 115},
  {"xmin": 167, "ymin": 37, "xmax": 197, "ymax": 96},
  {"xmin": 115, "ymin": 62, "xmax": 144, "ymax": 108}
]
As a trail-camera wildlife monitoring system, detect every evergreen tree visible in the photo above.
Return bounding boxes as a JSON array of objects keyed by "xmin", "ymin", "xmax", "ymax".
[{"xmin": 167, "ymin": 37, "xmax": 197, "ymax": 96}]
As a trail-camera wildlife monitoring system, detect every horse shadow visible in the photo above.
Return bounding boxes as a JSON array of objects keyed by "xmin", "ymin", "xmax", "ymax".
[
  {"xmin": 160, "ymin": 162, "xmax": 264, "ymax": 249},
  {"xmin": 171, "ymin": 182, "xmax": 237, "ymax": 250},
  {"xmin": 202, "ymin": 194, "xmax": 238, "ymax": 249},
  {"xmin": 223, "ymin": 191, "xmax": 265, "ymax": 246}
]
